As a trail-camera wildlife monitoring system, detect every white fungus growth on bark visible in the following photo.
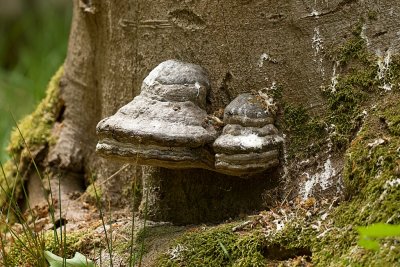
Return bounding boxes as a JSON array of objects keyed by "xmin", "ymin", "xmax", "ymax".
[{"xmin": 301, "ymin": 158, "xmax": 336, "ymax": 199}]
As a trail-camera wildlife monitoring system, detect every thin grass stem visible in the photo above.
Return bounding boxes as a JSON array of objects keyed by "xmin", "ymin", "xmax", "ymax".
[
  {"xmin": 109, "ymin": 200, "xmax": 113, "ymax": 265},
  {"xmin": 10, "ymin": 113, "xmax": 60, "ymax": 247},
  {"xmin": 92, "ymin": 177, "xmax": 113, "ymax": 267},
  {"xmin": 129, "ymin": 150, "xmax": 140, "ymax": 267},
  {"xmin": 138, "ymin": 187, "xmax": 149, "ymax": 267},
  {"xmin": 57, "ymin": 172, "xmax": 67, "ymax": 267}
]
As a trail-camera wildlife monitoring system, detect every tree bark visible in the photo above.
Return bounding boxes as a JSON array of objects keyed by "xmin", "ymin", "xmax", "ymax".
[{"xmin": 47, "ymin": 0, "xmax": 400, "ymax": 223}]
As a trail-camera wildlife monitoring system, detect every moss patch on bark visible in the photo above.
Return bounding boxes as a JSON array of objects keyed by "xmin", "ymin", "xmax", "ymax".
[
  {"xmin": 155, "ymin": 91, "xmax": 400, "ymax": 267},
  {"xmin": 0, "ymin": 66, "xmax": 64, "ymax": 210},
  {"xmin": 7, "ymin": 66, "xmax": 64, "ymax": 156},
  {"xmin": 156, "ymin": 21, "xmax": 400, "ymax": 267},
  {"xmin": 282, "ymin": 21, "xmax": 400, "ymax": 158}
]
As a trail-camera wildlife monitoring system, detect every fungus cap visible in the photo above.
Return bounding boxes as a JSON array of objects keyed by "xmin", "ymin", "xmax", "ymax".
[
  {"xmin": 96, "ymin": 60, "xmax": 216, "ymax": 169},
  {"xmin": 213, "ymin": 93, "xmax": 282, "ymax": 176}
]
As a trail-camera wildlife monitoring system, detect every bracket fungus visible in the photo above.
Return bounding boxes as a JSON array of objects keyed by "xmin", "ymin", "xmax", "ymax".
[
  {"xmin": 96, "ymin": 60, "xmax": 217, "ymax": 169},
  {"xmin": 96, "ymin": 60, "xmax": 283, "ymax": 176},
  {"xmin": 213, "ymin": 93, "xmax": 283, "ymax": 176}
]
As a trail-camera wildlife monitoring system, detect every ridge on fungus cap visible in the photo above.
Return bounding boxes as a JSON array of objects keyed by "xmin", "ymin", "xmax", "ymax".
[
  {"xmin": 143, "ymin": 60, "xmax": 210, "ymax": 87},
  {"xmin": 224, "ymin": 93, "xmax": 276, "ymax": 127},
  {"xmin": 212, "ymin": 93, "xmax": 282, "ymax": 177},
  {"xmin": 96, "ymin": 60, "xmax": 217, "ymax": 170},
  {"xmin": 96, "ymin": 96, "xmax": 217, "ymax": 148},
  {"xmin": 141, "ymin": 60, "xmax": 210, "ymax": 109}
]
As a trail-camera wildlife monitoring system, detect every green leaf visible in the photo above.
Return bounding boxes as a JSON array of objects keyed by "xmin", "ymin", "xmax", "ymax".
[
  {"xmin": 357, "ymin": 223, "xmax": 400, "ymax": 238},
  {"xmin": 218, "ymin": 240, "xmax": 230, "ymax": 259},
  {"xmin": 357, "ymin": 223, "xmax": 400, "ymax": 251},
  {"xmin": 358, "ymin": 237, "xmax": 380, "ymax": 251},
  {"xmin": 44, "ymin": 251, "xmax": 95, "ymax": 267}
]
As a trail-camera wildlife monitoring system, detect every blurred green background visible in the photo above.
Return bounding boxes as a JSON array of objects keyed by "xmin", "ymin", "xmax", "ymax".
[{"xmin": 0, "ymin": 0, "xmax": 71, "ymax": 162}]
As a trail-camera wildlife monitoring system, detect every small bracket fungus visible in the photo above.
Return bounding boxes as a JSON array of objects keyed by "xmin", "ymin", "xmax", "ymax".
[
  {"xmin": 96, "ymin": 60, "xmax": 218, "ymax": 170},
  {"xmin": 96, "ymin": 60, "xmax": 283, "ymax": 176},
  {"xmin": 213, "ymin": 93, "xmax": 283, "ymax": 176}
]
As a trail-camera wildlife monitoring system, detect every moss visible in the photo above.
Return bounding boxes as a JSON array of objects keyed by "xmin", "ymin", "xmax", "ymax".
[
  {"xmin": 0, "ymin": 66, "xmax": 64, "ymax": 210},
  {"xmin": 6, "ymin": 229, "xmax": 91, "ymax": 266},
  {"xmin": 313, "ymin": 93, "xmax": 400, "ymax": 266},
  {"xmin": 281, "ymin": 104, "xmax": 326, "ymax": 158},
  {"xmin": 277, "ymin": 25, "xmax": 400, "ymax": 265},
  {"xmin": 7, "ymin": 66, "xmax": 64, "ymax": 156},
  {"xmin": 281, "ymin": 23, "xmax": 379, "ymax": 155},
  {"xmin": 324, "ymin": 81, "xmax": 365, "ymax": 150},
  {"xmin": 85, "ymin": 183, "xmax": 103, "ymax": 202},
  {"xmin": 324, "ymin": 29, "xmax": 372, "ymax": 149},
  {"xmin": 323, "ymin": 21, "xmax": 400, "ymax": 150},
  {"xmin": 367, "ymin": 10, "xmax": 378, "ymax": 21},
  {"xmin": 387, "ymin": 54, "xmax": 400, "ymax": 91},
  {"xmin": 157, "ymin": 92, "xmax": 400, "ymax": 266},
  {"xmin": 151, "ymin": 19, "xmax": 400, "ymax": 267},
  {"xmin": 381, "ymin": 110, "xmax": 400, "ymax": 136},
  {"xmin": 335, "ymin": 21, "xmax": 372, "ymax": 65},
  {"xmin": 336, "ymin": 37, "xmax": 367, "ymax": 67},
  {"xmin": 158, "ymin": 224, "xmax": 267, "ymax": 267}
]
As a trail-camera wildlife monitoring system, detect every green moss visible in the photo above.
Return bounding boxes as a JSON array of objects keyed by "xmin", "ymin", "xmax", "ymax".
[
  {"xmin": 153, "ymin": 100, "xmax": 400, "ymax": 266},
  {"xmin": 6, "ymin": 229, "xmax": 91, "ymax": 266},
  {"xmin": 367, "ymin": 10, "xmax": 378, "ymax": 21},
  {"xmin": 336, "ymin": 38, "xmax": 367, "ymax": 66},
  {"xmin": 314, "ymin": 93, "xmax": 400, "ymax": 266},
  {"xmin": 278, "ymin": 24, "xmax": 400, "ymax": 265},
  {"xmin": 282, "ymin": 104, "xmax": 326, "ymax": 158},
  {"xmin": 85, "ymin": 183, "xmax": 103, "ymax": 202},
  {"xmin": 281, "ymin": 24, "xmax": 378, "ymax": 155},
  {"xmin": 387, "ymin": 54, "xmax": 400, "ymax": 91},
  {"xmin": 324, "ymin": 83, "xmax": 364, "ymax": 150},
  {"xmin": 157, "ymin": 91, "xmax": 400, "ymax": 266},
  {"xmin": 381, "ymin": 110, "xmax": 400, "ymax": 136},
  {"xmin": 325, "ymin": 30, "xmax": 373, "ymax": 149},
  {"xmin": 323, "ymin": 21, "xmax": 400, "ymax": 150},
  {"xmin": 0, "ymin": 66, "xmax": 64, "ymax": 211},
  {"xmin": 158, "ymin": 224, "xmax": 267, "ymax": 267},
  {"xmin": 152, "ymin": 19, "xmax": 400, "ymax": 267},
  {"xmin": 7, "ymin": 66, "xmax": 64, "ymax": 155}
]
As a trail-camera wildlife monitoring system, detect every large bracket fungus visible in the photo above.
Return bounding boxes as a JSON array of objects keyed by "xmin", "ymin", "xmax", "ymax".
[
  {"xmin": 96, "ymin": 60, "xmax": 218, "ymax": 170},
  {"xmin": 96, "ymin": 60, "xmax": 283, "ymax": 177}
]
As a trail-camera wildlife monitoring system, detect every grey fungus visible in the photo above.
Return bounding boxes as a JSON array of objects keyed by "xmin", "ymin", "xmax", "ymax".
[
  {"xmin": 213, "ymin": 93, "xmax": 283, "ymax": 176},
  {"xmin": 223, "ymin": 93, "xmax": 276, "ymax": 127},
  {"xmin": 141, "ymin": 60, "xmax": 210, "ymax": 109},
  {"xmin": 96, "ymin": 60, "xmax": 283, "ymax": 177},
  {"xmin": 96, "ymin": 60, "xmax": 217, "ymax": 170}
]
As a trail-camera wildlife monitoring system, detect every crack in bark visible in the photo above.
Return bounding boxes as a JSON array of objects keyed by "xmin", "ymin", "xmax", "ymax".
[
  {"xmin": 79, "ymin": 0, "xmax": 96, "ymax": 14},
  {"xmin": 302, "ymin": 0, "xmax": 358, "ymax": 19},
  {"xmin": 119, "ymin": 19, "xmax": 172, "ymax": 29}
]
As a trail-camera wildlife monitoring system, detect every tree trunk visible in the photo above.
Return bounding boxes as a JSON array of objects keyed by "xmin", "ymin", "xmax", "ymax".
[{"xmin": 44, "ymin": 0, "xmax": 399, "ymax": 224}]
